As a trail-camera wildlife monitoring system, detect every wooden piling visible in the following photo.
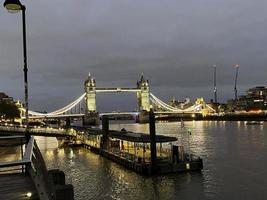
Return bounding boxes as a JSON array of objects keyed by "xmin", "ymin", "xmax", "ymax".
[
  {"xmin": 149, "ymin": 109, "xmax": 157, "ymax": 173},
  {"xmin": 101, "ymin": 115, "xmax": 109, "ymax": 149}
]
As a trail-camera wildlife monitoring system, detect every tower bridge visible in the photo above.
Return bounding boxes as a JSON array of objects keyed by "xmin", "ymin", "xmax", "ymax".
[{"xmin": 21, "ymin": 74, "xmax": 216, "ymax": 124}]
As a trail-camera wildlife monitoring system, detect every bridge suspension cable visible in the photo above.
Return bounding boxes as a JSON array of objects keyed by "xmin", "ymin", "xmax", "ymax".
[
  {"xmin": 149, "ymin": 93, "xmax": 201, "ymax": 113},
  {"xmin": 27, "ymin": 93, "xmax": 86, "ymax": 116},
  {"xmin": 150, "ymin": 93, "xmax": 182, "ymax": 111},
  {"xmin": 48, "ymin": 93, "xmax": 85, "ymax": 115},
  {"xmin": 205, "ymin": 104, "xmax": 216, "ymax": 113}
]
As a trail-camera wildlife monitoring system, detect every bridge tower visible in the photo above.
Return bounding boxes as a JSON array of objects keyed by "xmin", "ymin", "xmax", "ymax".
[
  {"xmin": 84, "ymin": 73, "xmax": 99, "ymax": 125},
  {"xmin": 137, "ymin": 74, "xmax": 150, "ymax": 111},
  {"xmin": 85, "ymin": 73, "xmax": 96, "ymax": 112},
  {"xmin": 136, "ymin": 74, "xmax": 150, "ymax": 123}
]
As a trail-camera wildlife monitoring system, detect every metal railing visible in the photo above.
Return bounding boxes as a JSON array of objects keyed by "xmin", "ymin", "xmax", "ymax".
[
  {"xmin": 0, "ymin": 125, "xmax": 77, "ymax": 137},
  {"xmin": 0, "ymin": 136, "xmax": 32, "ymax": 170},
  {"xmin": 0, "ymin": 136, "xmax": 55, "ymax": 200}
]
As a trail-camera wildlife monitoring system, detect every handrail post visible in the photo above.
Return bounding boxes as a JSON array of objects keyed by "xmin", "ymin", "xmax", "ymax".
[{"xmin": 20, "ymin": 137, "xmax": 24, "ymax": 173}]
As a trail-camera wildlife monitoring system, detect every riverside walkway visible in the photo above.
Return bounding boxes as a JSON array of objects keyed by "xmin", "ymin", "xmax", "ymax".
[
  {"xmin": 0, "ymin": 125, "xmax": 77, "ymax": 137},
  {"xmin": 0, "ymin": 135, "xmax": 74, "ymax": 200},
  {"xmin": 0, "ymin": 173, "xmax": 37, "ymax": 199}
]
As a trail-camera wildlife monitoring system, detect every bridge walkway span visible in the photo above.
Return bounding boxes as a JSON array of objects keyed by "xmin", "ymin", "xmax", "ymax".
[{"xmin": 0, "ymin": 126, "xmax": 77, "ymax": 138}]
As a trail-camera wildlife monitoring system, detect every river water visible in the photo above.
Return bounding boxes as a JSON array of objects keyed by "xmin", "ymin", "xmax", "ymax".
[{"xmin": 3, "ymin": 121, "xmax": 267, "ymax": 200}]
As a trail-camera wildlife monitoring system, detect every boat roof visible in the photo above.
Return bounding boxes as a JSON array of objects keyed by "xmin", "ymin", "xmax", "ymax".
[{"xmin": 108, "ymin": 130, "xmax": 177, "ymax": 143}]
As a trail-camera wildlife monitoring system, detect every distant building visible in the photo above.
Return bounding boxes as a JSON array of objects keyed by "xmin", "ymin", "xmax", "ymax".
[
  {"xmin": 0, "ymin": 92, "xmax": 14, "ymax": 104},
  {"xmin": 169, "ymin": 97, "xmax": 193, "ymax": 110},
  {"xmin": 227, "ymin": 86, "xmax": 267, "ymax": 111},
  {"xmin": 0, "ymin": 92, "xmax": 21, "ymax": 123}
]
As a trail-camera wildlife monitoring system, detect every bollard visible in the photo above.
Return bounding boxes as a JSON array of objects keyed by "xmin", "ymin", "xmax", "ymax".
[
  {"xmin": 102, "ymin": 115, "xmax": 109, "ymax": 134},
  {"xmin": 65, "ymin": 117, "xmax": 71, "ymax": 127}
]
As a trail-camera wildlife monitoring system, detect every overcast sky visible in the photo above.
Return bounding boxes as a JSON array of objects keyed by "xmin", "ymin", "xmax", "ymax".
[{"xmin": 1, "ymin": 0, "xmax": 267, "ymax": 112}]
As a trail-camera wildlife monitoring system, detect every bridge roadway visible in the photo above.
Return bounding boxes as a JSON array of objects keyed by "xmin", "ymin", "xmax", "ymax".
[
  {"xmin": 28, "ymin": 112, "xmax": 138, "ymax": 119},
  {"xmin": 28, "ymin": 113, "xmax": 85, "ymax": 119},
  {"xmin": 27, "ymin": 112, "xmax": 139, "ymax": 120},
  {"xmin": 27, "ymin": 111, "xmax": 201, "ymax": 120}
]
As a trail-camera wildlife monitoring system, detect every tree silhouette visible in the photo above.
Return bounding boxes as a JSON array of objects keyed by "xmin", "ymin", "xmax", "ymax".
[{"xmin": 0, "ymin": 101, "xmax": 20, "ymax": 121}]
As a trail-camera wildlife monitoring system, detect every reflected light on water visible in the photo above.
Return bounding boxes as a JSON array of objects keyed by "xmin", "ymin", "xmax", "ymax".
[{"xmin": 1, "ymin": 121, "xmax": 264, "ymax": 200}]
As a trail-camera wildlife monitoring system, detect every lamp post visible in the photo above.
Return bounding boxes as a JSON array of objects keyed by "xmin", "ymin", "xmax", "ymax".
[{"xmin": 3, "ymin": 0, "xmax": 29, "ymax": 141}]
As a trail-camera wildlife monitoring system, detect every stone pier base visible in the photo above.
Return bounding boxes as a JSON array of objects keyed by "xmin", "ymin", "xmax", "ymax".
[
  {"xmin": 136, "ymin": 111, "xmax": 149, "ymax": 124},
  {"xmin": 83, "ymin": 112, "xmax": 100, "ymax": 126}
]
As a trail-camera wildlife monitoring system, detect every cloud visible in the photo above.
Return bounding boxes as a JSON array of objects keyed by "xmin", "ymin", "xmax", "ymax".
[{"xmin": 0, "ymin": 0, "xmax": 267, "ymax": 111}]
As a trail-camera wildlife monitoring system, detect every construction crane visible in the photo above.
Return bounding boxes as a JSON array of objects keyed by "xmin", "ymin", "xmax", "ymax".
[
  {"xmin": 234, "ymin": 64, "xmax": 240, "ymax": 101},
  {"xmin": 213, "ymin": 65, "xmax": 217, "ymax": 103}
]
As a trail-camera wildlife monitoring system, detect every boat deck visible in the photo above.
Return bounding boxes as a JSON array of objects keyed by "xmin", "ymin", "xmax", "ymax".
[{"xmin": 85, "ymin": 145, "xmax": 203, "ymax": 175}]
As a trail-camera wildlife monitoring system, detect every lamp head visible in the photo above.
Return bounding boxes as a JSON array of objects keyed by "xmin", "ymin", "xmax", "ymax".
[
  {"xmin": 234, "ymin": 64, "xmax": 240, "ymax": 68},
  {"xmin": 3, "ymin": 0, "xmax": 24, "ymax": 13}
]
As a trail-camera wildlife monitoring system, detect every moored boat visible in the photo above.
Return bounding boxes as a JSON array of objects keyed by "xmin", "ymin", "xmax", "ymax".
[{"xmin": 246, "ymin": 121, "xmax": 264, "ymax": 125}]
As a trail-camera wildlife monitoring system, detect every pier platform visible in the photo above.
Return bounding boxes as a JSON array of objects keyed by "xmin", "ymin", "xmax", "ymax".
[
  {"xmin": 66, "ymin": 111, "xmax": 204, "ymax": 175},
  {"xmin": 85, "ymin": 144, "xmax": 203, "ymax": 175},
  {"xmin": 82, "ymin": 127, "xmax": 203, "ymax": 175}
]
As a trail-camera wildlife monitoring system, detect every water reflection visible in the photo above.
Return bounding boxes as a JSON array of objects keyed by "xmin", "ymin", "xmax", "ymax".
[
  {"xmin": 31, "ymin": 121, "xmax": 267, "ymax": 200},
  {"xmin": 0, "ymin": 146, "xmax": 21, "ymax": 163}
]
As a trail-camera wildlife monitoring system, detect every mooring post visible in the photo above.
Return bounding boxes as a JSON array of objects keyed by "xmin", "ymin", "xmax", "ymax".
[
  {"xmin": 102, "ymin": 115, "xmax": 109, "ymax": 149},
  {"xmin": 149, "ymin": 108, "xmax": 157, "ymax": 173},
  {"xmin": 66, "ymin": 117, "xmax": 71, "ymax": 127}
]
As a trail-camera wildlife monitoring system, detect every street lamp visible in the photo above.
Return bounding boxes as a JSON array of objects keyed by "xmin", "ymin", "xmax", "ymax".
[{"xmin": 3, "ymin": 0, "xmax": 29, "ymax": 141}]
